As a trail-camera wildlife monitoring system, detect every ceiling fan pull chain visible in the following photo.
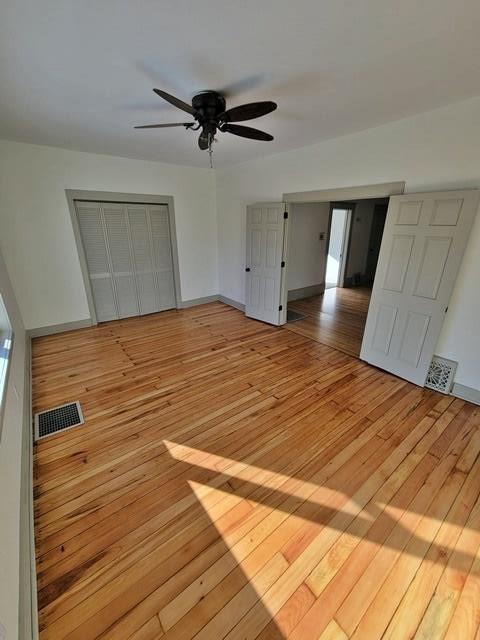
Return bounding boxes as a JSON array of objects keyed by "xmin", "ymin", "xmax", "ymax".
[{"xmin": 208, "ymin": 134, "xmax": 214, "ymax": 169}]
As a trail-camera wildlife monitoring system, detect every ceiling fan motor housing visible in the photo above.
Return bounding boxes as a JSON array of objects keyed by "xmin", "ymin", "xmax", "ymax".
[{"xmin": 191, "ymin": 91, "xmax": 226, "ymax": 121}]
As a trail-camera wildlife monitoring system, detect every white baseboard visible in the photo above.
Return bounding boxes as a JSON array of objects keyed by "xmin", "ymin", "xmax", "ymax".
[
  {"xmin": 218, "ymin": 295, "xmax": 245, "ymax": 312},
  {"xmin": 287, "ymin": 284, "xmax": 325, "ymax": 302},
  {"xmin": 19, "ymin": 335, "xmax": 38, "ymax": 639},
  {"xmin": 177, "ymin": 295, "xmax": 220, "ymax": 308},
  {"xmin": 26, "ymin": 296, "xmax": 245, "ymax": 339},
  {"xmin": 451, "ymin": 382, "xmax": 480, "ymax": 406},
  {"xmin": 27, "ymin": 318, "xmax": 93, "ymax": 338}
]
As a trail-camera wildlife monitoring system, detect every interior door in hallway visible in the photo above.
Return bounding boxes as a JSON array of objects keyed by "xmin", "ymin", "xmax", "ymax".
[
  {"xmin": 326, "ymin": 207, "xmax": 350, "ymax": 287},
  {"xmin": 360, "ymin": 190, "xmax": 480, "ymax": 385}
]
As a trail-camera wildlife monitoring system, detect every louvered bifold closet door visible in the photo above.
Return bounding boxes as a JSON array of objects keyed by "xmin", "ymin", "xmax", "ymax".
[
  {"xmin": 102, "ymin": 204, "xmax": 139, "ymax": 318},
  {"xmin": 76, "ymin": 202, "xmax": 117, "ymax": 321},
  {"xmin": 76, "ymin": 200, "xmax": 176, "ymax": 321},
  {"xmin": 149, "ymin": 205, "xmax": 176, "ymax": 310},
  {"xmin": 126, "ymin": 205, "xmax": 160, "ymax": 315}
]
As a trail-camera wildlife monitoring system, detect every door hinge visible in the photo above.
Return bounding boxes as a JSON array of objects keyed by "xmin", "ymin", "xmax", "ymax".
[
  {"xmin": 283, "ymin": 211, "xmax": 288, "ymax": 219},
  {"xmin": 279, "ymin": 305, "xmax": 283, "ymax": 311},
  {"xmin": 281, "ymin": 260, "xmax": 285, "ymax": 268}
]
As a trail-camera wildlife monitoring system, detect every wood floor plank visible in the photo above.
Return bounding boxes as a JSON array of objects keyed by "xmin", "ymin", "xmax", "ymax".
[
  {"xmin": 414, "ymin": 497, "xmax": 480, "ymax": 639},
  {"xmin": 350, "ymin": 468, "xmax": 468, "ymax": 639},
  {"xmin": 383, "ymin": 453, "xmax": 480, "ymax": 639},
  {"xmin": 318, "ymin": 620, "xmax": 348, "ymax": 640},
  {"xmin": 32, "ymin": 302, "xmax": 480, "ymax": 639},
  {"xmin": 443, "ymin": 553, "xmax": 480, "ymax": 639}
]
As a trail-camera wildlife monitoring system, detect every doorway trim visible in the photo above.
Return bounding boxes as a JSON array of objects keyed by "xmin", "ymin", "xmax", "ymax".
[
  {"xmin": 283, "ymin": 181, "xmax": 405, "ymax": 204},
  {"xmin": 65, "ymin": 189, "xmax": 182, "ymax": 324}
]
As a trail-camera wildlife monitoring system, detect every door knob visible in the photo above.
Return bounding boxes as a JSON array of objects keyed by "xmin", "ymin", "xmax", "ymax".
[{"xmin": 245, "ymin": 267, "xmax": 251, "ymax": 272}]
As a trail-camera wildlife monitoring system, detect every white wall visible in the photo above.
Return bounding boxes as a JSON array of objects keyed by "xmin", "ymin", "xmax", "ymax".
[
  {"xmin": 287, "ymin": 203, "xmax": 329, "ymax": 291},
  {"xmin": 0, "ymin": 140, "xmax": 218, "ymax": 330},
  {"xmin": 0, "ymin": 247, "xmax": 28, "ymax": 640},
  {"xmin": 216, "ymin": 96, "xmax": 480, "ymax": 391}
]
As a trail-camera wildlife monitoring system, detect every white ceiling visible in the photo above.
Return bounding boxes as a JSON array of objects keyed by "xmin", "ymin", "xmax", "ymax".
[{"xmin": 1, "ymin": 0, "xmax": 480, "ymax": 168}]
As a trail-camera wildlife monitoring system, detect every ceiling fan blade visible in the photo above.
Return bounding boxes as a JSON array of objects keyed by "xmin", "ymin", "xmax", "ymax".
[
  {"xmin": 153, "ymin": 89, "xmax": 195, "ymax": 115},
  {"xmin": 221, "ymin": 123, "xmax": 273, "ymax": 141},
  {"xmin": 217, "ymin": 74, "xmax": 266, "ymax": 98},
  {"xmin": 219, "ymin": 101, "xmax": 277, "ymax": 122},
  {"xmin": 134, "ymin": 122, "xmax": 193, "ymax": 129},
  {"xmin": 198, "ymin": 132, "xmax": 209, "ymax": 150}
]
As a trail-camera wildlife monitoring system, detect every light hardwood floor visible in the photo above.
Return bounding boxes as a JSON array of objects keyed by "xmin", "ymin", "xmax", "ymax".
[
  {"xmin": 33, "ymin": 302, "xmax": 480, "ymax": 639},
  {"xmin": 286, "ymin": 287, "xmax": 372, "ymax": 357}
]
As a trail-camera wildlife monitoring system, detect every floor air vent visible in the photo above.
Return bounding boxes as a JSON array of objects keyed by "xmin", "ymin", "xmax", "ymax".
[
  {"xmin": 425, "ymin": 356, "xmax": 457, "ymax": 394},
  {"xmin": 34, "ymin": 401, "xmax": 84, "ymax": 440}
]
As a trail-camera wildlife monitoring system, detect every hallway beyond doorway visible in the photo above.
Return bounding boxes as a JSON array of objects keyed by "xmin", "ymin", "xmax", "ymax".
[{"xmin": 285, "ymin": 287, "xmax": 371, "ymax": 357}]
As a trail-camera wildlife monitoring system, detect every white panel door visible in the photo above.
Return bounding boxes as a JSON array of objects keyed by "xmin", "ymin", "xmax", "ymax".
[
  {"xmin": 360, "ymin": 190, "xmax": 480, "ymax": 385},
  {"xmin": 245, "ymin": 203, "xmax": 287, "ymax": 325}
]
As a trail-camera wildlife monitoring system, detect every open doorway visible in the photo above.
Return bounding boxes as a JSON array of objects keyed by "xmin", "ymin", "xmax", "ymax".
[
  {"xmin": 285, "ymin": 197, "xmax": 389, "ymax": 357},
  {"xmin": 245, "ymin": 185, "xmax": 479, "ymax": 385},
  {"xmin": 325, "ymin": 205, "xmax": 352, "ymax": 289}
]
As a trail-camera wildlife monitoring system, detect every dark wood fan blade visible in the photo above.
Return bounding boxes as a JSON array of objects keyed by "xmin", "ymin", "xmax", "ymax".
[
  {"xmin": 198, "ymin": 133, "xmax": 209, "ymax": 150},
  {"xmin": 153, "ymin": 89, "xmax": 195, "ymax": 115},
  {"xmin": 219, "ymin": 101, "xmax": 277, "ymax": 122},
  {"xmin": 134, "ymin": 122, "xmax": 193, "ymax": 129},
  {"xmin": 221, "ymin": 123, "xmax": 273, "ymax": 141}
]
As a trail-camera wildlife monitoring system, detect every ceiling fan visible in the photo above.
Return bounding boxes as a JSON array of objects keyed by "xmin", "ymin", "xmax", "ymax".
[{"xmin": 134, "ymin": 89, "xmax": 277, "ymax": 155}]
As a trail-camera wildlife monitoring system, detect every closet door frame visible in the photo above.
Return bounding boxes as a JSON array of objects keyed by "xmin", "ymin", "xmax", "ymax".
[{"xmin": 66, "ymin": 189, "xmax": 182, "ymax": 324}]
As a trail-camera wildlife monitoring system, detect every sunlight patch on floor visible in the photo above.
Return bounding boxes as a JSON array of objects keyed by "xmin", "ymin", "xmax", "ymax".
[{"xmin": 164, "ymin": 439, "xmax": 348, "ymax": 506}]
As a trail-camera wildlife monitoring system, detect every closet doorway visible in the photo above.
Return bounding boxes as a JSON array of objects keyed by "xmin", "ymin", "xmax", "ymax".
[{"xmin": 67, "ymin": 191, "xmax": 181, "ymax": 323}]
